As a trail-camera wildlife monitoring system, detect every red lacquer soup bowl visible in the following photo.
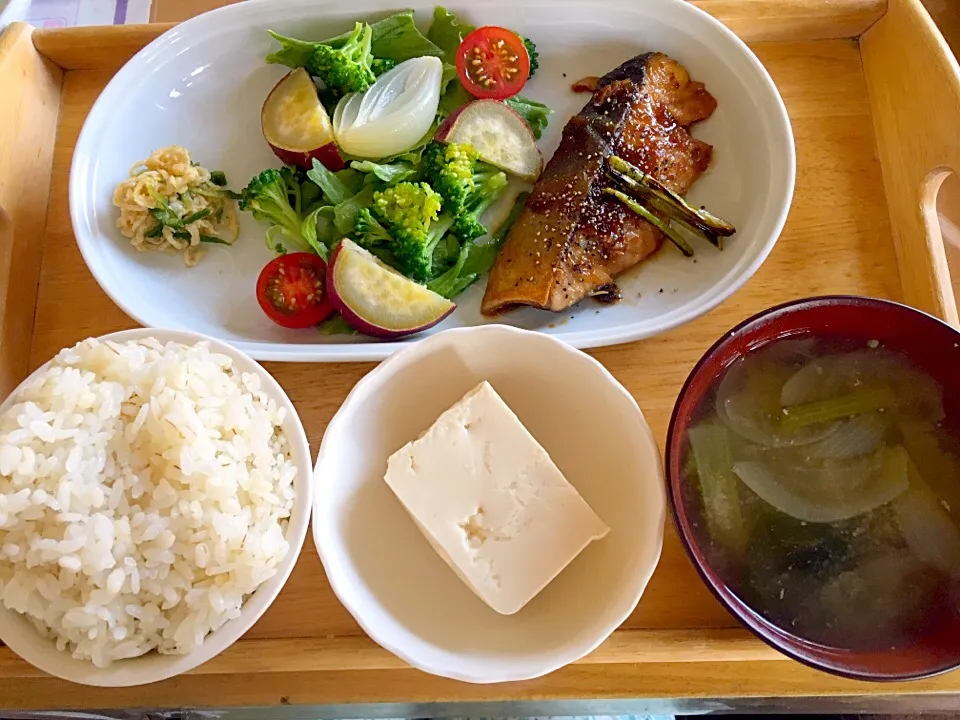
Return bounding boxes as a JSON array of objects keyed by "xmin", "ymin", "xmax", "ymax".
[{"xmin": 666, "ymin": 295, "xmax": 960, "ymax": 681}]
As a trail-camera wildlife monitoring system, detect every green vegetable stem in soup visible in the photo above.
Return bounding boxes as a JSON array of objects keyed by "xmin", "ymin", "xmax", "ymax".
[{"xmin": 682, "ymin": 337, "xmax": 960, "ymax": 651}]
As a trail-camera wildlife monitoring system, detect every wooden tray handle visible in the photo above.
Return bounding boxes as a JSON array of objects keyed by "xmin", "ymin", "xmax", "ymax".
[{"xmin": 862, "ymin": 0, "xmax": 960, "ymax": 326}]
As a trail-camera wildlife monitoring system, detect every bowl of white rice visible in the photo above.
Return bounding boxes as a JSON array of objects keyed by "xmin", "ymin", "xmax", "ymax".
[{"xmin": 0, "ymin": 328, "xmax": 312, "ymax": 687}]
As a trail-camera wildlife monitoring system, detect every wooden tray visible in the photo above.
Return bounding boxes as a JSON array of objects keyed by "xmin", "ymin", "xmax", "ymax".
[{"xmin": 3, "ymin": 0, "xmax": 960, "ymax": 710}]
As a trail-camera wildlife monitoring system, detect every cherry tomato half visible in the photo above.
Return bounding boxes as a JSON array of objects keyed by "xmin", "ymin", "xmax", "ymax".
[
  {"xmin": 256, "ymin": 252, "xmax": 334, "ymax": 329},
  {"xmin": 455, "ymin": 26, "xmax": 530, "ymax": 100}
]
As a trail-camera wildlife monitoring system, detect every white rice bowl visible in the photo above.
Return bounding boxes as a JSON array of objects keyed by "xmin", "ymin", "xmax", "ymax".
[{"xmin": 0, "ymin": 329, "xmax": 312, "ymax": 687}]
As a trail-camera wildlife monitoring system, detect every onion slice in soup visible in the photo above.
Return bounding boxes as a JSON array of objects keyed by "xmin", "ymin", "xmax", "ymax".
[
  {"xmin": 893, "ymin": 458, "xmax": 960, "ymax": 578},
  {"xmin": 716, "ymin": 354, "xmax": 839, "ymax": 448},
  {"xmin": 732, "ymin": 445, "xmax": 910, "ymax": 523},
  {"xmin": 805, "ymin": 413, "xmax": 889, "ymax": 460}
]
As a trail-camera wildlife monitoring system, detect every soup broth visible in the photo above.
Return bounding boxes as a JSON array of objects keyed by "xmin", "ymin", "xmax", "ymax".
[{"xmin": 683, "ymin": 337, "xmax": 960, "ymax": 651}]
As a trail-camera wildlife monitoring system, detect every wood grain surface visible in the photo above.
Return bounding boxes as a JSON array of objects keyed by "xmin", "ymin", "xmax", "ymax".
[
  {"xmin": 4, "ymin": 0, "xmax": 960, "ymax": 709},
  {"xmin": 0, "ymin": 24, "xmax": 61, "ymax": 401},
  {"xmin": 922, "ymin": 0, "xmax": 960, "ymax": 54},
  {"xmin": 0, "ymin": 628, "xmax": 786, "ymax": 679},
  {"xmin": 32, "ymin": 23, "xmax": 175, "ymax": 71},
  {"xmin": 147, "ymin": 0, "xmax": 887, "ymax": 39},
  {"xmin": 862, "ymin": 0, "xmax": 960, "ymax": 326}
]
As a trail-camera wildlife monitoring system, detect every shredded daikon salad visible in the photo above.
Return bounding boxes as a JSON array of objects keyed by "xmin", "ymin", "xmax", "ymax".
[{"xmin": 113, "ymin": 146, "xmax": 239, "ymax": 267}]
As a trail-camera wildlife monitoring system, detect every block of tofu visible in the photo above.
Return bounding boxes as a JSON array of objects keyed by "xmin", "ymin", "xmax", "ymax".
[{"xmin": 384, "ymin": 380, "xmax": 610, "ymax": 615}]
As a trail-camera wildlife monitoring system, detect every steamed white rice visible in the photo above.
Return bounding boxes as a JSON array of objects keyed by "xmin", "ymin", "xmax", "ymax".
[{"xmin": 0, "ymin": 337, "xmax": 296, "ymax": 667}]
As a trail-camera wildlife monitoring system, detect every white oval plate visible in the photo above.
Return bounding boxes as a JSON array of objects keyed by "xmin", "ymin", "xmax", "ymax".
[
  {"xmin": 312, "ymin": 325, "xmax": 666, "ymax": 683},
  {"xmin": 70, "ymin": 0, "xmax": 795, "ymax": 362}
]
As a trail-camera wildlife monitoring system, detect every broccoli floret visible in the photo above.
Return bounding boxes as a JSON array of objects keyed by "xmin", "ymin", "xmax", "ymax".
[
  {"xmin": 353, "ymin": 207, "xmax": 394, "ymax": 248},
  {"xmin": 372, "ymin": 182, "xmax": 453, "ymax": 282},
  {"xmin": 423, "ymin": 142, "xmax": 477, "ymax": 214},
  {"xmin": 373, "ymin": 181, "xmax": 442, "ymax": 236},
  {"xmin": 522, "ymin": 37, "xmax": 539, "ymax": 79},
  {"xmin": 354, "ymin": 208, "xmax": 401, "ymax": 268},
  {"xmin": 422, "ymin": 141, "xmax": 509, "ymax": 241},
  {"xmin": 371, "ymin": 56, "xmax": 397, "ymax": 76},
  {"xmin": 452, "ymin": 171, "xmax": 509, "ymax": 241},
  {"xmin": 308, "ymin": 22, "xmax": 376, "ymax": 96},
  {"xmin": 239, "ymin": 167, "xmax": 310, "ymax": 251},
  {"xmin": 420, "ymin": 140, "xmax": 447, "ymax": 177},
  {"xmin": 422, "ymin": 141, "xmax": 506, "ymax": 219}
]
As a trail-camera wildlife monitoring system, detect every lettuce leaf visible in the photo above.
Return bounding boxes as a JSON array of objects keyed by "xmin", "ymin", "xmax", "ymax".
[
  {"xmin": 332, "ymin": 10, "xmax": 442, "ymax": 62},
  {"xmin": 318, "ymin": 314, "xmax": 358, "ymax": 335},
  {"xmin": 267, "ymin": 10, "xmax": 443, "ymax": 70},
  {"xmin": 427, "ymin": 6, "xmax": 474, "ymax": 58},
  {"xmin": 504, "ymin": 95, "xmax": 552, "ymax": 140},
  {"xmin": 350, "ymin": 159, "xmax": 419, "ymax": 185},
  {"xmin": 306, "ymin": 159, "xmax": 355, "ymax": 204},
  {"xmin": 427, "ymin": 191, "xmax": 529, "ymax": 299},
  {"xmin": 333, "ymin": 185, "xmax": 375, "ymax": 235}
]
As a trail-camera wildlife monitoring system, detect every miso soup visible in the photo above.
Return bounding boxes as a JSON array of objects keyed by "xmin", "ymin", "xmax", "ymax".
[{"xmin": 683, "ymin": 337, "xmax": 960, "ymax": 651}]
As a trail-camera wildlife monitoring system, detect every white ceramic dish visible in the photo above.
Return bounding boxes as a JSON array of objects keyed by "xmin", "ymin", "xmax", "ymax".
[
  {"xmin": 312, "ymin": 325, "xmax": 666, "ymax": 683},
  {"xmin": 70, "ymin": 0, "xmax": 795, "ymax": 362},
  {"xmin": 0, "ymin": 328, "xmax": 313, "ymax": 687}
]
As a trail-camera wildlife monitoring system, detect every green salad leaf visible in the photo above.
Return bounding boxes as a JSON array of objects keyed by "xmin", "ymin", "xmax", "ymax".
[
  {"xmin": 317, "ymin": 10, "xmax": 442, "ymax": 62},
  {"xmin": 427, "ymin": 6, "xmax": 474, "ymax": 58},
  {"xmin": 241, "ymin": 167, "xmax": 328, "ymax": 255},
  {"xmin": 318, "ymin": 314, "xmax": 358, "ymax": 335},
  {"xmin": 307, "ymin": 159, "xmax": 355, "ymax": 204},
  {"xmin": 426, "ymin": 241, "xmax": 474, "ymax": 298},
  {"xmin": 264, "ymin": 33, "xmax": 317, "ymax": 70},
  {"xmin": 360, "ymin": 10, "xmax": 444, "ymax": 62},
  {"xmin": 504, "ymin": 95, "xmax": 552, "ymax": 139},
  {"xmin": 439, "ymin": 62, "xmax": 458, "ymax": 94},
  {"xmin": 437, "ymin": 70, "xmax": 471, "ymax": 119},
  {"xmin": 334, "ymin": 185, "xmax": 376, "ymax": 235},
  {"xmin": 300, "ymin": 173, "xmax": 323, "ymax": 209},
  {"xmin": 301, "ymin": 205, "xmax": 334, "ymax": 260},
  {"xmin": 301, "ymin": 160, "xmax": 378, "ymax": 240},
  {"xmin": 350, "ymin": 159, "xmax": 419, "ymax": 185},
  {"xmin": 428, "ymin": 8, "xmax": 473, "ymax": 119},
  {"xmin": 427, "ymin": 190, "xmax": 528, "ymax": 298}
]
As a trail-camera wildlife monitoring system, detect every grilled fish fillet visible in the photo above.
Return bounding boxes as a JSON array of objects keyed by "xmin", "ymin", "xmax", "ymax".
[{"xmin": 481, "ymin": 52, "xmax": 717, "ymax": 315}]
